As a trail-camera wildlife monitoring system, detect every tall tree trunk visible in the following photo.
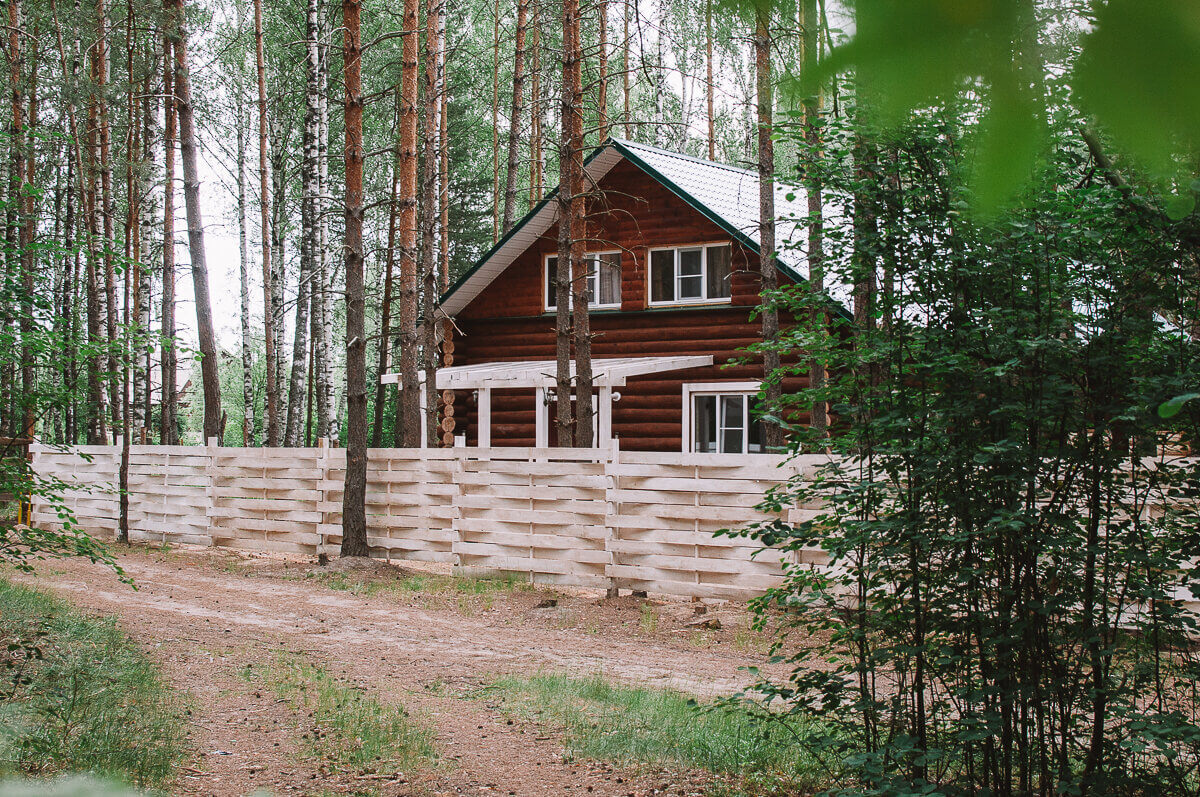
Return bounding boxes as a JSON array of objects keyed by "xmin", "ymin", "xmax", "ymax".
[
  {"xmin": 501, "ymin": 0, "xmax": 528, "ymax": 233},
  {"xmin": 800, "ymin": 0, "xmax": 826, "ymax": 437},
  {"xmin": 421, "ymin": 0, "xmax": 444, "ymax": 446},
  {"xmin": 528, "ymin": 0, "xmax": 542, "ymax": 205},
  {"xmin": 754, "ymin": 7, "xmax": 782, "ymax": 449},
  {"xmin": 561, "ymin": 0, "xmax": 591, "ymax": 447},
  {"xmin": 395, "ymin": 0, "xmax": 421, "ymax": 446},
  {"xmin": 8, "ymin": 0, "xmax": 31, "ymax": 440},
  {"xmin": 316, "ymin": 15, "xmax": 335, "ymax": 443},
  {"xmin": 596, "ymin": 0, "xmax": 608, "ymax": 141},
  {"xmin": 160, "ymin": 27, "xmax": 177, "ymax": 445},
  {"xmin": 439, "ymin": 20, "xmax": 449, "ymax": 292},
  {"xmin": 371, "ymin": 100, "xmax": 401, "ymax": 448},
  {"xmin": 253, "ymin": 0, "xmax": 279, "ymax": 445},
  {"xmin": 287, "ymin": 0, "xmax": 322, "ymax": 447},
  {"xmin": 236, "ymin": 26, "xmax": 254, "ymax": 446},
  {"xmin": 134, "ymin": 33, "xmax": 156, "ymax": 442},
  {"xmin": 491, "ymin": 0, "xmax": 500, "ymax": 243},
  {"xmin": 340, "ymin": 0, "xmax": 369, "ymax": 557},
  {"xmin": 705, "ymin": 0, "xmax": 715, "ymax": 159},
  {"xmin": 269, "ymin": 120, "xmax": 288, "ymax": 415},
  {"xmin": 622, "ymin": 0, "xmax": 630, "ymax": 139},
  {"xmin": 97, "ymin": 0, "xmax": 120, "ymax": 442},
  {"xmin": 169, "ymin": 0, "xmax": 222, "ymax": 443}
]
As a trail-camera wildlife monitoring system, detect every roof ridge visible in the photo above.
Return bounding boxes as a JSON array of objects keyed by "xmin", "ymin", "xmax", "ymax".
[{"xmin": 608, "ymin": 137, "xmax": 761, "ymax": 178}]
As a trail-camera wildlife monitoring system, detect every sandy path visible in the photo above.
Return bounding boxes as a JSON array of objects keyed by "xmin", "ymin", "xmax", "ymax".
[{"xmin": 31, "ymin": 547, "xmax": 777, "ymax": 797}]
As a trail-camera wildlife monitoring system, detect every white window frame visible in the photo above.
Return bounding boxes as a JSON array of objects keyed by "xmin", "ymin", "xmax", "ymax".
[
  {"xmin": 544, "ymin": 251, "xmax": 623, "ymax": 312},
  {"xmin": 647, "ymin": 241, "xmax": 733, "ymax": 307},
  {"xmin": 681, "ymin": 381, "xmax": 764, "ymax": 454}
]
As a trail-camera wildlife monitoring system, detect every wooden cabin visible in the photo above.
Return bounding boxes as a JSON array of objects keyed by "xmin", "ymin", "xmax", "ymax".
[{"xmin": 385, "ymin": 138, "xmax": 835, "ymax": 453}]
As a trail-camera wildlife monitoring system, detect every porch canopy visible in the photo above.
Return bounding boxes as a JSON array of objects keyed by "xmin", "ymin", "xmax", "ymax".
[{"xmin": 381, "ymin": 355, "xmax": 713, "ymax": 446}]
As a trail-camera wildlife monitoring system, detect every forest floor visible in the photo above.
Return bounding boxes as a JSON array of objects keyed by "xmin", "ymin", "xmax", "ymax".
[{"xmin": 25, "ymin": 544, "xmax": 795, "ymax": 797}]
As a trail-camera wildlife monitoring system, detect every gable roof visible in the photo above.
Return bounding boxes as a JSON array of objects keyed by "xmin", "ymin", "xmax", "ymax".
[{"xmin": 439, "ymin": 137, "xmax": 835, "ymax": 317}]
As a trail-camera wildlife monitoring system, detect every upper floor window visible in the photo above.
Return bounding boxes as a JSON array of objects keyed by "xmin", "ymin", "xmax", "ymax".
[
  {"xmin": 649, "ymin": 243, "xmax": 732, "ymax": 306},
  {"xmin": 545, "ymin": 252, "xmax": 622, "ymax": 310}
]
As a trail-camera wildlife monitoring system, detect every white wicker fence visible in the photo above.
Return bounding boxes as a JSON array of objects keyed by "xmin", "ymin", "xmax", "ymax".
[{"xmin": 30, "ymin": 442, "xmax": 829, "ymax": 600}]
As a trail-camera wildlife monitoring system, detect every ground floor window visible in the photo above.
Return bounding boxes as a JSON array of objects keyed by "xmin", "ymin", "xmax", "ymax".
[{"xmin": 683, "ymin": 383, "xmax": 764, "ymax": 454}]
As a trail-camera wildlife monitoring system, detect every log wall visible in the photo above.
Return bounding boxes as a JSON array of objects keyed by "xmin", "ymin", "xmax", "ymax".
[{"xmin": 453, "ymin": 159, "xmax": 810, "ymax": 451}]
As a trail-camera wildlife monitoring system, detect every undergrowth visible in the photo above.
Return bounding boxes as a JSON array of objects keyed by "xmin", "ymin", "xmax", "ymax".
[
  {"xmin": 479, "ymin": 673, "xmax": 829, "ymax": 793},
  {"xmin": 0, "ymin": 580, "xmax": 187, "ymax": 790},
  {"xmin": 246, "ymin": 655, "xmax": 435, "ymax": 784},
  {"xmin": 308, "ymin": 568, "xmax": 533, "ymax": 612}
]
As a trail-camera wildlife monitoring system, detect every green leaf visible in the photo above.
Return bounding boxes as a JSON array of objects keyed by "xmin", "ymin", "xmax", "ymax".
[
  {"xmin": 1075, "ymin": 0, "xmax": 1200, "ymax": 175},
  {"xmin": 1158, "ymin": 393, "xmax": 1200, "ymax": 418}
]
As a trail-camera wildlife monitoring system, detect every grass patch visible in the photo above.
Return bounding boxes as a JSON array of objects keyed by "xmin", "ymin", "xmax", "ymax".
[
  {"xmin": 0, "ymin": 579, "xmax": 187, "ymax": 789},
  {"xmin": 309, "ymin": 568, "xmax": 532, "ymax": 608},
  {"xmin": 479, "ymin": 673, "xmax": 828, "ymax": 792},
  {"xmin": 247, "ymin": 656, "xmax": 435, "ymax": 782}
]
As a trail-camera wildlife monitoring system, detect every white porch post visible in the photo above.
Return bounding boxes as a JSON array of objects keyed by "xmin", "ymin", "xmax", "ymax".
[
  {"xmin": 419, "ymin": 385, "xmax": 428, "ymax": 448},
  {"xmin": 534, "ymin": 386, "xmax": 548, "ymax": 448},
  {"xmin": 477, "ymin": 387, "xmax": 492, "ymax": 447},
  {"xmin": 598, "ymin": 384, "xmax": 613, "ymax": 447}
]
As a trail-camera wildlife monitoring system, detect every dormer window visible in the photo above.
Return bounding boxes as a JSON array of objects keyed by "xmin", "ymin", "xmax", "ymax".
[
  {"xmin": 545, "ymin": 252, "xmax": 622, "ymax": 311},
  {"xmin": 649, "ymin": 243, "xmax": 732, "ymax": 306}
]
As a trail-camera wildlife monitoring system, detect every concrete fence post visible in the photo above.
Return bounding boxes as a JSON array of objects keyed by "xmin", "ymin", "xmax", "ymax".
[
  {"xmin": 604, "ymin": 437, "xmax": 620, "ymax": 598},
  {"xmin": 205, "ymin": 437, "xmax": 218, "ymax": 546}
]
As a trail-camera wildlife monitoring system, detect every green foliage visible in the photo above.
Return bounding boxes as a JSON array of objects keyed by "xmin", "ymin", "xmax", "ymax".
[
  {"xmin": 0, "ymin": 581, "xmax": 187, "ymax": 789},
  {"xmin": 481, "ymin": 673, "xmax": 830, "ymax": 789},
  {"xmin": 736, "ymin": 108, "xmax": 1200, "ymax": 794},
  {"xmin": 812, "ymin": 0, "xmax": 1200, "ymax": 211},
  {"xmin": 246, "ymin": 655, "xmax": 435, "ymax": 780}
]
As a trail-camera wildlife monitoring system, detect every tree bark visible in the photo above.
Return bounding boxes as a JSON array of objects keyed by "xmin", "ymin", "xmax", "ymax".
[
  {"xmin": 169, "ymin": 0, "xmax": 222, "ymax": 444},
  {"xmin": 597, "ymin": 0, "xmax": 608, "ymax": 141},
  {"xmin": 315, "ymin": 11, "xmax": 335, "ymax": 443},
  {"xmin": 421, "ymin": 0, "xmax": 444, "ymax": 446},
  {"xmin": 754, "ymin": 8, "xmax": 783, "ymax": 450},
  {"xmin": 254, "ymin": 0, "xmax": 279, "ymax": 446},
  {"xmin": 800, "ymin": 0, "xmax": 827, "ymax": 437},
  {"xmin": 561, "ymin": 0, "xmax": 591, "ymax": 447},
  {"xmin": 371, "ymin": 96, "xmax": 401, "ymax": 448},
  {"xmin": 528, "ymin": 0, "xmax": 542, "ymax": 205},
  {"xmin": 622, "ymin": 0, "xmax": 630, "ymax": 139},
  {"xmin": 491, "ymin": 0, "xmax": 500, "ymax": 242},
  {"xmin": 340, "ymin": 0, "xmax": 369, "ymax": 557},
  {"xmin": 97, "ymin": 0, "xmax": 120, "ymax": 442},
  {"xmin": 705, "ymin": 0, "xmax": 715, "ymax": 159},
  {"xmin": 236, "ymin": 15, "xmax": 254, "ymax": 447},
  {"xmin": 501, "ymin": 0, "xmax": 528, "ymax": 234},
  {"xmin": 160, "ymin": 26, "xmax": 177, "ymax": 445},
  {"xmin": 395, "ymin": 0, "xmax": 421, "ymax": 446},
  {"xmin": 287, "ymin": 0, "xmax": 322, "ymax": 447}
]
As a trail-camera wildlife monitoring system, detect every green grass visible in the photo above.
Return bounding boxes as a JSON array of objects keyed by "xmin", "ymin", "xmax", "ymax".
[
  {"xmin": 246, "ymin": 656, "xmax": 435, "ymax": 782},
  {"xmin": 0, "ymin": 580, "xmax": 187, "ymax": 790},
  {"xmin": 480, "ymin": 674, "xmax": 829, "ymax": 792},
  {"xmin": 309, "ymin": 568, "xmax": 533, "ymax": 608}
]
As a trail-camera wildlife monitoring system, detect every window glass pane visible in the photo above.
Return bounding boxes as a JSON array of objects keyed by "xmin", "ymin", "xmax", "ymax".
[
  {"xmin": 583, "ymin": 259, "xmax": 597, "ymax": 304},
  {"xmin": 651, "ymin": 250, "xmax": 674, "ymax": 302},
  {"xmin": 679, "ymin": 248, "xmax": 703, "ymax": 277},
  {"xmin": 748, "ymin": 396, "xmax": 764, "ymax": 453},
  {"xmin": 693, "ymin": 395, "xmax": 717, "ymax": 453},
  {"xmin": 720, "ymin": 395, "xmax": 745, "ymax": 453},
  {"xmin": 706, "ymin": 245, "xmax": 731, "ymax": 299},
  {"xmin": 546, "ymin": 256, "xmax": 558, "ymax": 308},
  {"xmin": 678, "ymin": 274, "xmax": 703, "ymax": 299},
  {"xmin": 598, "ymin": 253, "xmax": 621, "ymax": 305}
]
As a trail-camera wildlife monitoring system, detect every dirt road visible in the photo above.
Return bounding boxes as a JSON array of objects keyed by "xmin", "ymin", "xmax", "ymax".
[{"xmin": 31, "ymin": 546, "xmax": 779, "ymax": 797}]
